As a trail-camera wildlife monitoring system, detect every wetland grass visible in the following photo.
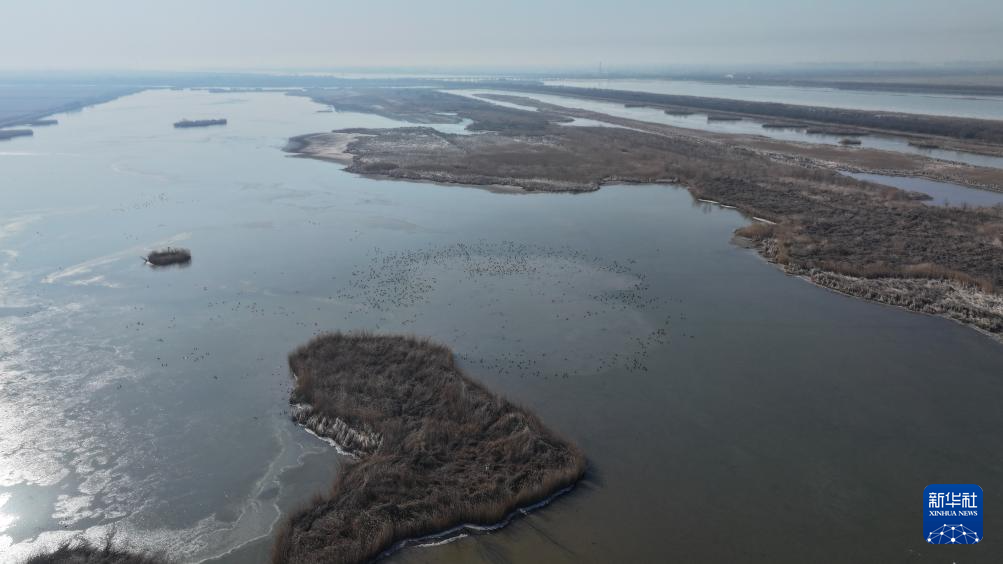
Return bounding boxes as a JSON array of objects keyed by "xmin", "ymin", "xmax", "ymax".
[
  {"xmin": 145, "ymin": 248, "xmax": 191, "ymax": 267},
  {"xmin": 272, "ymin": 332, "xmax": 586, "ymax": 564}
]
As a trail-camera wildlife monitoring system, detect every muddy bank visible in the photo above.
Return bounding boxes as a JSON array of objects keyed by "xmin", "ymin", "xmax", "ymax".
[{"xmin": 284, "ymin": 132, "xmax": 368, "ymax": 165}]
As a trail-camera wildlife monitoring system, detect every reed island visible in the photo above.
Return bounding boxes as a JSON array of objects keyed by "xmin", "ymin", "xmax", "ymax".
[
  {"xmin": 145, "ymin": 247, "xmax": 191, "ymax": 267},
  {"xmin": 271, "ymin": 332, "xmax": 586, "ymax": 564}
]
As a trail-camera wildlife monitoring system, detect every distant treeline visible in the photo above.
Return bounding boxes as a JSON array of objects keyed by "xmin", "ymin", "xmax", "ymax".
[{"xmin": 480, "ymin": 84, "xmax": 1003, "ymax": 145}]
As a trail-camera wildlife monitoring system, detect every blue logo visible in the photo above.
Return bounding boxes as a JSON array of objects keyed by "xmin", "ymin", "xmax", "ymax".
[{"xmin": 924, "ymin": 484, "xmax": 982, "ymax": 544}]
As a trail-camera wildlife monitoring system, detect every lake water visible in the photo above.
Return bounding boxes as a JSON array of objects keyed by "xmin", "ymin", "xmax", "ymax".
[
  {"xmin": 543, "ymin": 78, "xmax": 1003, "ymax": 120},
  {"xmin": 845, "ymin": 172, "xmax": 1003, "ymax": 207},
  {"xmin": 2, "ymin": 90, "xmax": 1002, "ymax": 564},
  {"xmin": 452, "ymin": 89, "xmax": 1003, "ymax": 170}
]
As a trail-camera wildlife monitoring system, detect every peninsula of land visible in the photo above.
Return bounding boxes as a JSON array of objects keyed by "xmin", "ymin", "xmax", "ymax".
[
  {"xmin": 289, "ymin": 88, "xmax": 1003, "ymax": 340},
  {"xmin": 272, "ymin": 332, "xmax": 586, "ymax": 564}
]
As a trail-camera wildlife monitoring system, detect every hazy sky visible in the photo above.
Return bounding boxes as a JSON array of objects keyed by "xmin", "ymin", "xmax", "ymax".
[{"xmin": 2, "ymin": 0, "xmax": 1001, "ymax": 71}]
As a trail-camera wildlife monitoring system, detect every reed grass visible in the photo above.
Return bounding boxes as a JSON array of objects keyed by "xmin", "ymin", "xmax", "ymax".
[
  {"xmin": 272, "ymin": 332, "xmax": 586, "ymax": 564},
  {"xmin": 145, "ymin": 248, "xmax": 191, "ymax": 267}
]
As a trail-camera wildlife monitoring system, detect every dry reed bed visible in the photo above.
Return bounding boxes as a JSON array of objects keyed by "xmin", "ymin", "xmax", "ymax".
[
  {"xmin": 292, "ymin": 88, "xmax": 1003, "ymax": 336},
  {"xmin": 145, "ymin": 248, "xmax": 191, "ymax": 267},
  {"xmin": 272, "ymin": 332, "xmax": 586, "ymax": 564}
]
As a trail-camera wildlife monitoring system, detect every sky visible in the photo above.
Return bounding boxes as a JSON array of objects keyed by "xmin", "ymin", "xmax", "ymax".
[{"xmin": 1, "ymin": 0, "xmax": 1001, "ymax": 71}]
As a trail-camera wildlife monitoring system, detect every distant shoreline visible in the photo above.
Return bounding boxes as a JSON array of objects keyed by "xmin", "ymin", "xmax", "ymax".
[
  {"xmin": 273, "ymin": 332, "xmax": 586, "ymax": 564},
  {"xmin": 0, "ymin": 88, "xmax": 142, "ymax": 129},
  {"xmin": 287, "ymin": 87, "xmax": 1003, "ymax": 342},
  {"xmin": 468, "ymin": 83, "xmax": 1003, "ymax": 147}
]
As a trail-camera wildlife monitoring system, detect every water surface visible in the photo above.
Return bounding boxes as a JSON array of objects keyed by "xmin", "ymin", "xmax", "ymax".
[
  {"xmin": 1, "ymin": 90, "xmax": 1001, "ymax": 564},
  {"xmin": 846, "ymin": 172, "xmax": 1003, "ymax": 207}
]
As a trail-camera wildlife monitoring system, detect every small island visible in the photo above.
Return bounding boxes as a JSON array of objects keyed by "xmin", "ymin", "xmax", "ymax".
[
  {"xmin": 145, "ymin": 247, "xmax": 191, "ymax": 267},
  {"xmin": 173, "ymin": 118, "xmax": 227, "ymax": 128},
  {"xmin": 272, "ymin": 332, "xmax": 586, "ymax": 564}
]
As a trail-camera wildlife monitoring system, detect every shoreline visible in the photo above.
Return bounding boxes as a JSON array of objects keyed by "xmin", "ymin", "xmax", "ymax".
[
  {"xmin": 288, "ymin": 122, "xmax": 1003, "ymax": 342},
  {"xmin": 291, "ymin": 396, "xmax": 582, "ymax": 562},
  {"xmin": 731, "ymin": 232, "xmax": 1003, "ymax": 344},
  {"xmin": 473, "ymin": 83, "xmax": 1003, "ymax": 146},
  {"xmin": 284, "ymin": 132, "xmax": 366, "ymax": 165},
  {"xmin": 469, "ymin": 92, "xmax": 1003, "ymax": 193},
  {"xmin": 376, "ymin": 483, "xmax": 578, "ymax": 559},
  {"xmin": 272, "ymin": 333, "xmax": 586, "ymax": 564},
  {"xmin": 0, "ymin": 88, "xmax": 143, "ymax": 129},
  {"xmin": 745, "ymin": 139, "xmax": 1003, "ymax": 194},
  {"xmin": 735, "ymin": 226, "xmax": 1003, "ymax": 341}
]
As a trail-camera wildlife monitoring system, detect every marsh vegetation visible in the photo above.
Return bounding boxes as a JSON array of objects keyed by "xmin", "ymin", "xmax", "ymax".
[
  {"xmin": 293, "ymin": 88, "xmax": 1003, "ymax": 337},
  {"xmin": 486, "ymin": 83, "xmax": 1003, "ymax": 144},
  {"xmin": 272, "ymin": 332, "xmax": 586, "ymax": 564},
  {"xmin": 145, "ymin": 247, "xmax": 191, "ymax": 267}
]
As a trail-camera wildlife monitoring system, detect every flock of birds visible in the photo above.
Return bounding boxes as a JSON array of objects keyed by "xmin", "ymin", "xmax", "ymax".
[
  {"xmin": 336, "ymin": 239, "xmax": 691, "ymax": 377},
  {"xmin": 123, "ymin": 239, "xmax": 695, "ymax": 384}
]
